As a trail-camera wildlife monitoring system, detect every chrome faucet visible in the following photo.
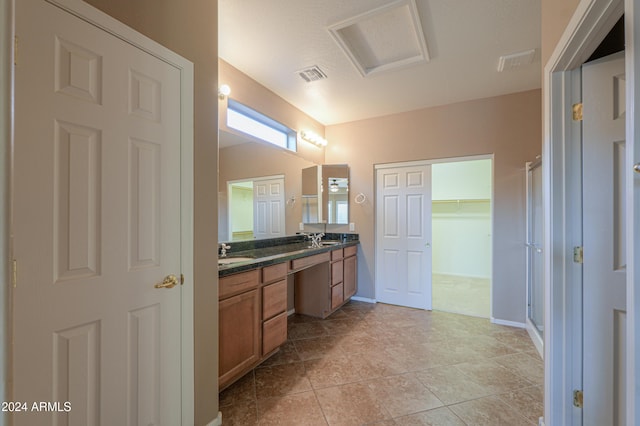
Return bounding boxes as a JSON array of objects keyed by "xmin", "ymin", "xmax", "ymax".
[
  {"xmin": 220, "ymin": 243, "xmax": 231, "ymax": 257},
  {"xmin": 309, "ymin": 232, "xmax": 324, "ymax": 248}
]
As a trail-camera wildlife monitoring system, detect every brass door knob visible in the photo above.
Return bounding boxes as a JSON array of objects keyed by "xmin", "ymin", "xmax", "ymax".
[{"xmin": 155, "ymin": 274, "xmax": 179, "ymax": 289}]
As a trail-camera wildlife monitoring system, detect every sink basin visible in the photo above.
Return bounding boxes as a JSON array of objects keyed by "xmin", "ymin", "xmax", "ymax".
[
  {"xmin": 218, "ymin": 256, "xmax": 255, "ymax": 265},
  {"xmin": 320, "ymin": 241, "xmax": 341, "ymax": 246}
]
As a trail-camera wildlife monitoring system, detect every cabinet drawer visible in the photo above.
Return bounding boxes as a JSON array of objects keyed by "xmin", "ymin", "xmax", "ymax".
[
  {"xmin": 331, "ymin": 260, "xmax": 343, "ymax": 285},
  {"xmin": 290, "ymin": 252, "xmax": 330, "ymax": 271},
  {"xmin": 219, "ymin": 269, "xmax": 260, "ymax": 300},
  {"xmin": 344, "ymin": 245, "xmax": 357, "ymax": 257},
  {"xmin": 331, "ymin": 248, "xmax": 344, "ymax": 261},
  {"xmin": 262, "ymin": 279, "xmax": 287, "ymax": 320},
  {"xmin": 331, "ymin": 282, "xmax": 344, "ymax": 310},
  {"xmin": 263, "ymin": 311, "xmax": 288, "ymax": 356},
  {"xmin": 262, "ymin": 262, "xmax": 288, "ymax": 283}
]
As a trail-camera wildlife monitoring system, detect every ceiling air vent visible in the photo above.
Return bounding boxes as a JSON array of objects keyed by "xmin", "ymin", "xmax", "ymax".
[
  {"xmin": 297, "ymin": 66, "xmax": 327, "ymax": 83},
  {"xmin": 497, "ymin": 49, "xmax": 536, "ymax": 72}
]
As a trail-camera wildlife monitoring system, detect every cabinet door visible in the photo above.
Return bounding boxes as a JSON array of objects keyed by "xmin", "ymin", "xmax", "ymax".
[
  {"xmin": 263, "ymin": 311, "xmax": 287, "ymax": 356},
  {"xmin": 219, "ymin": 289, "xmax": 260, "ymax": 389},
  {"xmin": 344, "ymin": 255, "xmax": 357, "ymax": 299},
  {"xmin": 263, "ymin": 279, "xmax": 287, "ymax": 320},
  {"xmin": 331, "ymin": 259, "xmax": 344, "ymax": 285},
  {"xmin": 331, "ymin": 283, "xmax": 344, "ymax": 309}
]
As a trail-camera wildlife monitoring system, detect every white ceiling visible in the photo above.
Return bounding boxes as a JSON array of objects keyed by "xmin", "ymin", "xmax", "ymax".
[{"xmin": 219, "ymin": 0, "xmax": 541, "ymax": 126}]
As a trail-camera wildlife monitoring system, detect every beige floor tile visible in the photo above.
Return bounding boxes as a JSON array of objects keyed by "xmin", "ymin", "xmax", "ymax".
[
  {"xmin": 255, "ymin": 362, "xmax": 312, "ymax": 399},
  {"xmin": 289, "ymin": 321, "xmax": 329, "ymax": 340},
  {"xmin": 257, "ymin": 391, "xmax": 328, "ymax": 426},
  {"xmin": 450, "ymin": 395, "xmax": 534, "ymax": 426},
  {"xmin": 220, "ymin": 399, "xmax": 258, "ymax": 426},
  {"xmin": 492, "ymin": 352, "xmax": 544, "ymax": 385},
  {"xmin": 415, "ymin": 365, "xmax": 492, "ymax": 404},
  {"xmin": 394, "ymin": 407, "xmax": 466, "ymax": 426},
  {"xmin": 293, "ymin": 335, "xmax": 344, "ymax": 361},
  {"xmin": 365, "ymin": 373, "xmax": 443, "ymax": 417},
  {"xmin": 454, "ymin": 359, "xmax": 534, "ymax": 394},
  {"xmin": 346, "ymin": 349, "xmax": 408, "ymax": 379},
  {"xmin": 337, "ymin": 331, "xmax": 382, "ymax": 354},
  {"xmin": 260, "ymin": 340, "xmax": 302, "ymax": 367},
  {"xmin": 315, "ymin": 382, "xmax": 392, "ymax": 426},
  {"xmin": 498, "ymin": 385, "xmax": 544, "ymax": 424},
  {"xmin": 304, "ymin": 354, "xmax": 362, "ymax": 389},
  {"xmin": 219, "ymin": 301, "xmax": 543, "ymax": 425},
  {"xmin": 219, "ymin": 370, "xmax": 255, "ymax": 407}
]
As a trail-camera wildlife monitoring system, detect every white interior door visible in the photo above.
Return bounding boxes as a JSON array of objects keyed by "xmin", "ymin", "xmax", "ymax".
[
  {"xmin": 13, "ymin": 1, "xmax": 187, "ymax": 424},
  {"xmin": 254, "ymin": 177, "xmax": 285, "ymax": 239},
  {"xmin": 582, "ymin": 51, "xmax": 626, "ymax": 426},
  {"xmin": 375, "ymin": 163, "xmax": 432, "ymax": 309}
]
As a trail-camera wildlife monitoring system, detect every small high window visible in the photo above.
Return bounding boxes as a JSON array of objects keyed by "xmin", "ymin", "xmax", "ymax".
[{"xmin": 227, "ymin": 99, "xmax": 297, "ymax": 152}]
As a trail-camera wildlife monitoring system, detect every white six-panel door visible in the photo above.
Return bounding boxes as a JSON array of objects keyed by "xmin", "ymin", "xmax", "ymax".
[
  {"xmin": 13, "ymin": 1, "xmax": 187, "ymax": 424},
  {"xmin": 375, "ymin": 163, "xmax": 432, "ymax": 309},
  {"xmin": 582, "ymin": 51, "xmax": 627, "ymax": 426},
  {"xmin": 253, "ymin": 177, "xmax": 285, "ymax": 239}
]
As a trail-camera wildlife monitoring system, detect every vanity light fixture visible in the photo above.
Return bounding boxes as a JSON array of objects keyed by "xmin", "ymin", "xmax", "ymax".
[
  {"xmin": 218, "ymin": 84, "xmax": 231, "ymax": 100},
  {"xmin": 330, "ymin": 179, "xmax": 339, "ymax": 192},
  {"xmin": 299, "ymin": 130, "xmax": 328, "ymax": 147}
]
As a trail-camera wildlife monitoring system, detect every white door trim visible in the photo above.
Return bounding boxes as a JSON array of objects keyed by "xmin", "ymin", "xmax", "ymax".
[
  {"xmin": 544, "ymin": 0, "xmax": 626, "ymax": 424},
  {"xmin": 11, "ymin": 0, "xmax": 194, "ymax": 422},
  {"xmin": 374, "ymin": 154, "xmax": 494, "ymax": 316}
]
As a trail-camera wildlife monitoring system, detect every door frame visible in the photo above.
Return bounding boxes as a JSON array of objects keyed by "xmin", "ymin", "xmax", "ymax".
[
  {"xmin": 525, "ymin": 158, "xmax": 544, "ymax": 357},
  {"xmin": 6, "ymin": 0, "xmax": 195, "ymax": 422},
  {"xmin": 543, "ymin": 0, "xmax": 640, "ymax": 424},
  {"xmin": 374, "ymin": 154, "xmax": 494, "ymax": 315}
]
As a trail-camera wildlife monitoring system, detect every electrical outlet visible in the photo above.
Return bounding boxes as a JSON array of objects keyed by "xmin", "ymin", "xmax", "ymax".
[
  {"xmin": 299, "ymin": 222, "xmax": 304, "ymax": 231},
  {"xmin": 349, "ymin": 222, "xmax": 355, "ymax": 231}
]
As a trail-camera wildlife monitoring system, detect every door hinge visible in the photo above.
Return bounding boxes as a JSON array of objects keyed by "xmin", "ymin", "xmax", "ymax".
[
  {"xmin": 573, "ymin": 389, "xmax": 583, "ymax": 408},
  {"xmin": 573, "ymin": 246, "xmax": 583, "ymax": 264},
  {"xmin": 14, "ymin": 36, "xmax": 18, "ymax": 66},
  {"xmin": 180, "ymin": 274, "xmax": 184, "ymax": 285},
  {"xmin": 572, "ymin": 102, "xmax": 583, "ymax": 121},
  {"xmin": 12, "ymin": 259, "xmax": 17, "ymax": 288}
]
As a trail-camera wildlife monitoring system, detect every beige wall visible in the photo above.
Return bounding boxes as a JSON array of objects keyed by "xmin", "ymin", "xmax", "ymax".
[
  {"xmin": 81, "ymin": 1, "xmax": 219, "ymax": 424},
  {"xmin": 326, "ymin": 89, "xmax": 542, "ymax": 323},
  {"xmin": 219, "ymin": 59, "xmax": 325, "ymax": 166},
  {"xmin": 541, "ymin": 0, "xmax": 581, "ymax": 68}
]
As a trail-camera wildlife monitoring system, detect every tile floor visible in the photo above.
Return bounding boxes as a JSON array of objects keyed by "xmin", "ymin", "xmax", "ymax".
[
  {"xmin": 219, "ymin": 301, "xmax": 543, "ymax": 426},
  {"xmin": 432, "ymin": 274, "xmax": 491, "ymax": 319}
]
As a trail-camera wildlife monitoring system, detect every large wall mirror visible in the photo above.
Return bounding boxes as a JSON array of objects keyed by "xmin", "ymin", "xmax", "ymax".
[
  {"xmin": 302, "ymin": 164, "xmax": 349, "ymax": 225},
  {"xmin": 219, "ymin": 129, "xmax": 318, "ymax": 241}
]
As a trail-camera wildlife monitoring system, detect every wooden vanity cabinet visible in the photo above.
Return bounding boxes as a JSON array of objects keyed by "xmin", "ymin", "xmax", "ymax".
[
  {"xmin": 219, "ymin": 262, "xmax": 289, "ymax": 391},
  {"xmin": 294, "ymin": 245, "xmax": 357, "ymax": 318},
  {"xmin": 343, "ymin": 245, "xmax": 357, "ymax": 299},
  {"xmin": 218, "ymin": 270, "xmax": 261, "ymax": 390},
  {"xmin": 261, "ymin": 263, "xmax": 288, "ymax": 356},
  {"xmin": 331, "ymin": 249, "xmax": 344, "ymax": 309}
]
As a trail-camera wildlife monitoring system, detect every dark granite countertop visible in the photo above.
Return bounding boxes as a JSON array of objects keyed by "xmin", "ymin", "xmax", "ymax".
[{"xmin": 218, "ymin": 234, "xmax": 359, "ymax": 277}]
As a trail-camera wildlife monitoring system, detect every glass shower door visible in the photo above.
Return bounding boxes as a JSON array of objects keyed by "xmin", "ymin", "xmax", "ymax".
[{"xmin": 526, "ymin": 159, "xmax": 544, "ymax": 337}]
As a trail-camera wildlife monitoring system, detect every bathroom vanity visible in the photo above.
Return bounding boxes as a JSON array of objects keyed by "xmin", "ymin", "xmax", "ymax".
[{"xmin": 217, "ymin": 235, "xmax": 358, "ymax": 390}]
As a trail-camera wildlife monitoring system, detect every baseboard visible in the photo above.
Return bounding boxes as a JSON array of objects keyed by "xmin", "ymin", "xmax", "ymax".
[
  {"xmin": 490, "ymin": 317, "xmax": 526, "ymax": 328},
  {"xmin": 206, "ymin": 412, "xmax": 222, "ymax": 426},
  {"xmin": 287, "ymin": 308, "xmax": 295, "ymax": 316},
  {"xmin": 350, "ymin": 296, "xmax": 376, "ymax": 304}
]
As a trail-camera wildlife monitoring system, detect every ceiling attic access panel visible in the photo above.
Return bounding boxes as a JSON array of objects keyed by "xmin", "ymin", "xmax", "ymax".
[{"xmin": 328, "ymin": 0, "xmax": 430, "ymax": 77}]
